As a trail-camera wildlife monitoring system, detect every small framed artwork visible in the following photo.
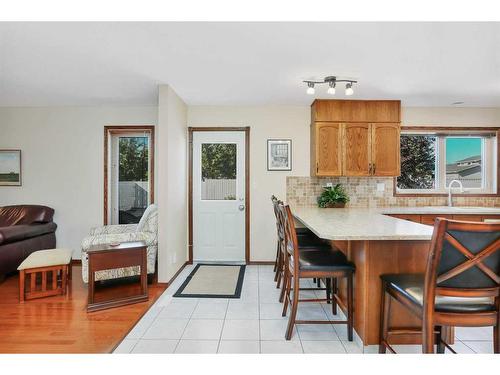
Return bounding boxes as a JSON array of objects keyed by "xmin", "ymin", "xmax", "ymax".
[
  {"xmin": 267, "ymin": 139, "xmax": 292, "ymax": 171},
  {"xmin": 0, "ymin": 150, "xmax": 22, "ymax": 186}
]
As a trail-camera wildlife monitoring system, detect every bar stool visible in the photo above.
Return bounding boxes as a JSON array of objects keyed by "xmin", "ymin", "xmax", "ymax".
[
  {"xmin": 379, "ymin": 218, "xmax": 500, "ymax": 354},
  {"xmin": 280, "ymin": 203, "xmax": 355, "ymax": 341},
  {"xmin": 271, "ymin": 196, "xmax": 329, "ymax": 291}
]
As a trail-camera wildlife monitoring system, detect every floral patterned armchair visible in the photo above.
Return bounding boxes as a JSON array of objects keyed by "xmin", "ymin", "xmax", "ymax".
[{"xmin": 81, "ymin": 204, "xmax": 158, "ymax": 283}]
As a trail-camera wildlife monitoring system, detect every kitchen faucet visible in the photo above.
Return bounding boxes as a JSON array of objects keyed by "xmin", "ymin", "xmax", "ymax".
[{"xmin": 447, "ymin": 179, "xmax": 464, "ymax": 207}]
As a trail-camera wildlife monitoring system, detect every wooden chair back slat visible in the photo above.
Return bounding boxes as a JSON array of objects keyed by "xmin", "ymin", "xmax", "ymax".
[{"xmin": 424, "ymin": 219, "xmax": 500, "ymax": 304}]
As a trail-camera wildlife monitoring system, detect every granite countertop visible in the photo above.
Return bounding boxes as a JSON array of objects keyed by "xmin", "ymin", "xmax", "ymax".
[
  {"xmin": 379, "ymin": 206, "xmax": 500, "ymax": 215},
  {"xmin": 291, "ymin": 206, "xmax": 500, "ymax": 241},
  {"xmin": 292, "ymin": 207, "xmax": 434, "ymax": 241}
]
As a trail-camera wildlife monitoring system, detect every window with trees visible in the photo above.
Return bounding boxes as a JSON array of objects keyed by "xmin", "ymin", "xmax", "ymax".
[
  {"xmin": 396, "ymin": 129, "xmax": 498, "ymax": 195},
  {"xmin": 105, "ymin": 126, "xmax": 155, "ymax": 225}
]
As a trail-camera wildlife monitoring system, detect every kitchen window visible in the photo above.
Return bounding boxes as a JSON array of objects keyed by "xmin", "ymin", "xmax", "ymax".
[{"xmin": 396, "ymin": 128, "xmax": 498, "ymax": 195}]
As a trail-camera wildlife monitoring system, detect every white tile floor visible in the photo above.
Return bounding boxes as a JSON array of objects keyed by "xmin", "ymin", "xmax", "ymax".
[{"xmin": 113, "ymin": 264, "xmax": 495, "ymax": 354}]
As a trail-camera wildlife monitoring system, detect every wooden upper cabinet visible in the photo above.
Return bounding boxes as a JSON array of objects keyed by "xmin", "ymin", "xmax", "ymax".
[
  {"xmin": 309, "ymin": 99, "xmax": 401, "ymax": 177},
  {"xmin": 313, "ymin": 122, "xmax": 342, "ymax": 176},
  {"xmin": 343, "ymin": 123, "xmax": 371, "ymax": 176},
  {"xmin": 312, "ymin": 99, "xmax": 400, "ymax": 123},
  {"xmin": 371, "ymin": 123, "xmax": 400, "ymax": 176}
]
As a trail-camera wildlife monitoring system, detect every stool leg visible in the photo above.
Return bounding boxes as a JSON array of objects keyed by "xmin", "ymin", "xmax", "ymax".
[
  {"xmin": 422, "ymin": 317, "xmax": 435, "ymax": 353},
  {"xmin": 281, "ymin": 270, "xmax": 290, "ymax": 315},
  {"xmin": 379, "ymin": 282, "xmax": 391, "ymax": 353},
  {"xmin": 494, "ymin": 297, "xmax": 499, "ymax": 354},
  {"xmin": 62, "ymin": 266, "xmax": 67, "ymax": 294},
  {"xmin": 347, "ymin": 273, "xmax": 353, "ymax": 341},
  {"xmin": 19, "ymin": 270, "xmax": 25, "ymax": 303},
  {"xmin": 436, "ymin": 326, "xmax": 446, "ymax": 354},
  {"xmin": 285, "ymin": 275, "xmax": 299, "ymax": 340},
  {"xmin": 279, "ymin": 262, "xmax": 288, "ymax": 303},
  {"xmin": 331, "ymin": 278, "xmax": 338, "ymax": 314},
  {"xmin": 325, "ymin": 278, "xmax": 331, "ymax": 304}
]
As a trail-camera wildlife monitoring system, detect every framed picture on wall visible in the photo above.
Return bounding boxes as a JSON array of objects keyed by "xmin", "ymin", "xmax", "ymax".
[
  {"xmin": 267, "ymin": 139, "xmax": 292, "ymax": 171},
  {"xmin": 0, "ymin": 150, "xmax": 22, "ymax": 186}
]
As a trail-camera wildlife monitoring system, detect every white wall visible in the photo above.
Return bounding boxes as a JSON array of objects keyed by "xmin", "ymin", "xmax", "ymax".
[
  {"xmin": 157, "ymin": 85, "xmax": 188, "ymax": 282},
  {"xmin": 188, "ymin": 105, "xmax": 500, "ymax": 262},
  {"xmin": 402, "ymin": 107, "xmax": 500, "ymax": 126},
  {"xmin": 0, "ymin": 106, "xmax": 157, "ymax": 259},
  {"xmin": 188, "ymin": 106, "xmax": 310, "ymax": 262},
  {"xmin": 1, "ymin": 103, "xmax": 498, "ymax": 266}
]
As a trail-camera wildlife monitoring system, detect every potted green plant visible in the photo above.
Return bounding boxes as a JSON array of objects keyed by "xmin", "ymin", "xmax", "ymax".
[{"xmin": 317, "ymin": 184, "xmax": 349, "ymax": 208}]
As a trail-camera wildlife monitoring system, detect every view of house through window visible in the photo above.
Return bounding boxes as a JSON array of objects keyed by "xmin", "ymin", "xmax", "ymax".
[
  {"xmin": 201, "ymin": 143, "xmax": 237, "ymax": 200},
  {"xmin": 397, "ymin": 131, "xmax": 496, "ymax": 194},
  {"xmin": 445, "ymin": 137, "xmax": 482, "ymax": 188}
]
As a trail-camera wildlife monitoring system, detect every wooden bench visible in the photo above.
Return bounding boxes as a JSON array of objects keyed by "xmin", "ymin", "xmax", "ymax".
[{"xmin": 17, "ymin": 249, "xmax": 73, "ymax": 302}]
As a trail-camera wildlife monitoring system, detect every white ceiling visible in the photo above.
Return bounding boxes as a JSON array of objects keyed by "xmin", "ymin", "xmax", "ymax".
[{"xmin": 0, "ymin": 22, "xmax": 499, "ymax": 107}]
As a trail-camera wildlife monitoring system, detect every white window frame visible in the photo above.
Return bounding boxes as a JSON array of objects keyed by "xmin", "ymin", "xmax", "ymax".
[{"xmin": 396, "ymin": 130, "xmax": 498, "ymax": 195}]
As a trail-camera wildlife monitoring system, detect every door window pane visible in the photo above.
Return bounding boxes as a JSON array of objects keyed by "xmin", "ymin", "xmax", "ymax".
[
  {"xmin": 201, "ymin": 143, "xmax": 237, "ymax": 200},
  {"xmin": 119, "ymin": 136, "xmax": 149, "ymax": 223},
  {"xmin": 445, "ymin": 137, "xmax": 482, "ymax": 188},
  {"xmin": 397, "ymin": 134, "xmax": 437, "ymax": 190}
]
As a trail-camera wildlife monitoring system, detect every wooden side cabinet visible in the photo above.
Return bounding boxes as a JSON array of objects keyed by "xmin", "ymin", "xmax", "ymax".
[
  {"xmin": 312, "ymin": 122, "xmax": 343, "ymax": 176},
  {"xmin": 343, "ymin": 123, "xmax": 371, "ymax": 176},
  {"xmin": 371, "ymin": 123, "xmax": 400, "ymax": 176}
]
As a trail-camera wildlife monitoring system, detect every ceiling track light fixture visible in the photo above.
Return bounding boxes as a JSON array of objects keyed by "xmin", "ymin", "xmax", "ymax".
[{"xmin": 303, "ymin": 76, "xmax": 358, "ymax": 96}]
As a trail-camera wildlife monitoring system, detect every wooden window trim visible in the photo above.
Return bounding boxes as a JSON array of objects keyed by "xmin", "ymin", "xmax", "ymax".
[
  {"xmin": 103, "ymin": 125, "xmax": 155, "ymax": 225},
  {"xmin": 394, "ymin": 126, "xmax": 500, "ymax": 197}
]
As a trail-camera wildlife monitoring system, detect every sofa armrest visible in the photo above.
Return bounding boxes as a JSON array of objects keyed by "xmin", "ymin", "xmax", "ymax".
[
  {"xmin": 0, "ymin": 223, "xmax": 57, "ymax": 245},
  {"xmin": 89, "ymin": 224, "xmax": 138, "ymax": 236},
  {"xmin": 81, "ymin": 231, "xmax": 156, "ymax": 252}
]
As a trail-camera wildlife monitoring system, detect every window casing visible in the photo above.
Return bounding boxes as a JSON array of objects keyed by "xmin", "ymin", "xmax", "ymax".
[{"xmin": 396, "ymin": 129, "xmax": 498, "ymax": 195}]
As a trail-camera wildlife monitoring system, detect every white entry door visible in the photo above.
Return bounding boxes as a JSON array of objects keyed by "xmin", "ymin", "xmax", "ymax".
[{"xmin": 193, "ymin": 131, "xmax": 246, "ymax": 262}]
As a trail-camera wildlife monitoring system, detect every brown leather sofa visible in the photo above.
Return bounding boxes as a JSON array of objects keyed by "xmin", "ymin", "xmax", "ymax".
[{"xmin": 0, "ymin": 205, "xmax": 57, "ymax": 280}]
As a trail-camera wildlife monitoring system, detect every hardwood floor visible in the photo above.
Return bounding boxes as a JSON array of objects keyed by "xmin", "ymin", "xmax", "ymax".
[{"xmin": 0, "ymin": 265, "xmax": 166, "ymax": 353}]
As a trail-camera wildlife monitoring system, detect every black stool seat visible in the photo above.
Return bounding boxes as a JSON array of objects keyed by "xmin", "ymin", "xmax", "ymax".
[
  {"xmin": 295, "ymin": 228, "xmax": 330, "ymax": 249},
  {"xmin": 381, "ymin": 274, "xmax": 496, "ymax": 313},
  {"xmin": 299, "ymin": 249, "xmax": 355, "ymax": 272}
]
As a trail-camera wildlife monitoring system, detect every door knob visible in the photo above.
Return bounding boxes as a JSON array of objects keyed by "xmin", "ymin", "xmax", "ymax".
[{"xmin": 238, "ymin": 205, "xmax": 245, "ymax": 211}]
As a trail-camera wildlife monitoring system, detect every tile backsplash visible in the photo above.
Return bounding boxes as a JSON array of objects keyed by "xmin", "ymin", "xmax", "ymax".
[{"xmin": 286, "ymin": 176, "xmax": 500, "ymax": 208}]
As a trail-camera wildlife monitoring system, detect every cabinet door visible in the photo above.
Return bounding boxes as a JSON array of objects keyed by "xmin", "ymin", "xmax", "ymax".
[
  {"xmin": 343, "ymin": 123, "xmax": 371, "ymax": 176},
  {"xmin": 420, "ymin": 215, "xmax": 453, "ymax": 226},
  {"xmin": 315, "ymin": 122, "xmax": 342, "ymax": 176},
  {"xmin": 452, "ymin": 215, "xmax": 483, "ymax": 222},
  {"xmin": 371, "ymin": 123, "xmax": 400, "ymax": 176}
]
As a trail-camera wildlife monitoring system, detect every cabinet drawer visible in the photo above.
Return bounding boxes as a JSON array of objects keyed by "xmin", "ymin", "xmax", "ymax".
[
  {"xmin": 420, "ymin": 215, "xmax": 453, "ymax": 226},
  {"xmin": 452, "ymin": 215, "xmax": 483, "ymax": 222},
  {"xmin": 389, "ymin": 214, "xmax": 421, "ymax": 223}
]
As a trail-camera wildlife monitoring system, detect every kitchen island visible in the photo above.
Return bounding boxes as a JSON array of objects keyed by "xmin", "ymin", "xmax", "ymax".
[{"xmin": 292, "ymin": 206, "xmax": 500, "ymax": 348}]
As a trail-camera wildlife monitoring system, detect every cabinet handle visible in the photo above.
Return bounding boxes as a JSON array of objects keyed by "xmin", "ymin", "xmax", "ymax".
[
  {"xmin": 316, "ymin": 162, "xmax": 319, "ymax": 173},
  {"xmin": 373, "ymin": 164, "xmax": 376, "ymax": 174},
  {"xmin": 369, "ymin": 163, "xmax": 372, "ymax": 175}
]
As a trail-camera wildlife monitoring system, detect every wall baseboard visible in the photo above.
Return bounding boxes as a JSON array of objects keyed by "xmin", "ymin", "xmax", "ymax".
[
  {"xmin": 247, "ymin": 261, "xmax": 274, "ymax": 265},
  {"xmin": 165, "ymin": 261, "xmax": 189, "ymax": 288}
]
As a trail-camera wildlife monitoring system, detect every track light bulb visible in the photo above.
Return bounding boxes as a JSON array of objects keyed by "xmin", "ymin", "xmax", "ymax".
[
  {"xmin": 345, "ymin": 83, "xmax": 354, "ymax": 96},
  {"xmin": 306, "ymin": 82, "xmax": 315, "ymax": 95},
  {"xmin": 327, "ymin": 82, "xmax": 336, "ymax": 95}
]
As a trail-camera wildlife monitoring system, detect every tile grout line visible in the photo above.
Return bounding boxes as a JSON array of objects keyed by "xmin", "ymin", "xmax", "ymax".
[
  {"xmin": 172, "ymin": 297, "xmax": 200, "ymax": 353},
  {"xmin": 216, "ymin": 296, "xmax": 230, "ymax": 353}
]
